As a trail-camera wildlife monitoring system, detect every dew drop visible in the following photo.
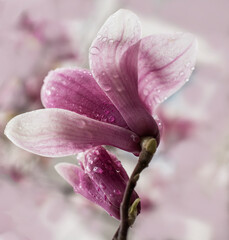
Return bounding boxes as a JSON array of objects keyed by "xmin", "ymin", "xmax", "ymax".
[
  {"xmin": 143, "ymin": 89, "xmax": 149, "ymax": 96},
  {"xmin": 101, "ymin": 83, "xmax": 112, "ymax": 92},
  {"xmin": 74, "ymin": 187, "xmax": 79, "ymax": 192},
  {"xmin": 90, "ymin": 46, "xmax": 100, "ymax": 55},
  {"xmin": 131, "ymin": 134, "xmax": 139, "ymax": 143},
  {"xmin": 154, "ymin": 96, "xmax": 161, "ymax": 104},
  {"xmin": 115, "ymin": 161, "xmax": 122, "ymax": 167},
  {"xmin": 108, "ymin": 115, "xmax": 115, "ymax": 123},
  {"xmin": 46, "ymin": 89, "xmax": 51, "ymax": 96},
  {"xmin": 179, "ymin": 71, "xmax": 184, "ymax": 76},
  {"xmin": 191, "ymin": 67, "xmax": 195, "ymax": 71},
  {"xmin": 100, "ymin": 183, "xmax": 106, "ymax": 190},
  {"xmin": 185, "ymin": 78, "xmax": 189, "ymax": 82},
  {"xmin": 105, "ymin": 110, "xmax": 110, "ymax": 114},
  {"xmin": 113, "ymin": 74, "xmax": 119, "ymax": 79},
  {"xmin": 157, "ymin": 120, "xmax": 163, "ymax": 131},
  {"xmin": 93, "ymin": 167, "xmax": 103, "ymax": 174},
  {"xmin": 78, "ymin": 106, "xmax": 83, "ymax": 113},
  {"xmin": 77, "ymin": 120, "xmax": 86, "ymax": 128},
  {"xmin": 94, "ymin": 149, "xmax": 100, "ymax": 156},
  {"xmin": 113, "ymin": 189, "xmax": 121, "ymax": 195},
  {"xmin": 157, "ymin": 89, "xmax": 161, "ymax": 93},
  {"xmin": 115, "ymin": 81, "xmax": 125, "ymax": 92},
  {"xmin": 109, "ymin": 39, "xmax": 114, "ymax": 44},
  {"xmin": 86, "ymin": 165, "xmax": 91, "ymax": 172},
  {"xmin": 102, "ymin": 37, "xmax": 107, "ymax": 42}
]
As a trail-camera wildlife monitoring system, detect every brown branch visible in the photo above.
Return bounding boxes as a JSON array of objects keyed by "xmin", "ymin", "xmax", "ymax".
[{"xmin": 112, "ymin": 137, "xmax": 157, "ymax": 240}]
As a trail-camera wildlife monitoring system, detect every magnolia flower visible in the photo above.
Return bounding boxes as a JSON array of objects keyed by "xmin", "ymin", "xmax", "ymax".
[
  {"xmin": 5, "ymin": 9, "xmax": 197, "ymax": 157},
  {"xmin": 56, "ymin": 146, "xmax": 139, "ymax": 219}
]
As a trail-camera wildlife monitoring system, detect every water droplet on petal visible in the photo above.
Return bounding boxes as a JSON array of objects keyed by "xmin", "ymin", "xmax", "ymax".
[
  {"xmin": 102, "ymin": 37, "xmax": 107, "ymax": 42},
  {"xmin": 101, "ymin": 83, "xmax": 112, "ymax": 92},
  {"xmin": 131, "ymin": 134, "xmax": 140, "ymax": 143},
  {"xmin": 117, "ymin": 86, "xmax": 124, "ymax": 92},
  {"xmin": 113, "ymin": 74, "xmax": 119, "ymax": 79},
  {"xmin": 77, "ymin": 120, "xmax": 86, "ymax": 128},
  {"xmin": 143, "ymin": 89, "xmax": 149, "ymax": 96},
  {"xmin": 179, "ymin": 71, "xmax": 184, "ymax": 76},
  {"xmin": 86, "ymin": 165, "xmax": 91, "ymax": 172},
  {"xmin": 93, "ymin": 167, "xmax": 103, "ymax": 174},
  {"xmin": 73, "ymin": 187, "xmax": 79, "ymax": 192},
  {"xmin": 46, "ymin": 90, "xmax": 51, "ymax": 96},
  {"xmin": 156, "ymin": 119, "xmax": 163, "ymax": 131},
  {"xmin": 108, "ymin": 116, "xmax": 115, "ymax": 123},
  {"xmin": 154, "ymin": 96, "xmax": 161, "ymax": 104},
  {"xmin": 105, "ymin": 110, "xmax": 110, "ymax": 114},
  {"xmin": 78, "ymin": 106, "xmax": 83, "ymax": 113},
  {"xmin": 115, "ymin": 161, "xmax": 122, "ymax": 167},
  {"xmin": 100, "ymin": 183, "xmax": 106, "ymax": 190},
  {"xmin": 113, "ymin": 189, "xmax": 121, "ymax": 195},
  {"xmin": 191, "ymin": 67, "xmax": 195, "ymax": 71},
  {"xmin": 90, "ymin": 46, "xmax": 100, "ymax": 55},
  {"xmin": 94, "ymin": 149, "xmax": 100, "ymax": 155}
]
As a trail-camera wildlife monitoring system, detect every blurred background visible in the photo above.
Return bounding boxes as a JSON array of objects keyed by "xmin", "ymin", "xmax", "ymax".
[{"xmin": 0, "ymin": 0, "xmax": 229, "ymax": 239}]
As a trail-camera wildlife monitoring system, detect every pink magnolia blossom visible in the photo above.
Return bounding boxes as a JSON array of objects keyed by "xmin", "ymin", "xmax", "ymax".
[
  {"xmin": 56, "ymin": 146, "xmax": 140, "ymax": 219},
  {"xmin": 5, "ymin": 9, "xmax": 197, "ymax": 157}
]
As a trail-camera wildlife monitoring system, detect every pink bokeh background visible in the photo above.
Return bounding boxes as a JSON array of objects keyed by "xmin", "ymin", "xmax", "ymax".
[{"xmin": 1, "ymin": 0, "xmax": 228, "ymax": 239}]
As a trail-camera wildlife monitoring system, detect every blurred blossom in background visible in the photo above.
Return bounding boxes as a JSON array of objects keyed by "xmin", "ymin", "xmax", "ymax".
[{"xmin": 0, "ymin": 0, "xmax": 229, "ymax": 240}]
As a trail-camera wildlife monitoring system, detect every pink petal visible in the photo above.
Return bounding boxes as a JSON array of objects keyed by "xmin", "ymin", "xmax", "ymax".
[
  {"xmin": 55, "ymin": 163, "xmax": 120, "ymax": 219},
  {"xmin": 138, "ymin": 33, "xmax": 198, "ymax": 114},
  {"xmin": 4, "ymin": 109, "xmax": 140, "ymax": 157},
  {"xmin": 89, "ymin": 9, "xmax": 159, "ymax": 138},
  {"xmin": 83, "ymin": 146, "xmax": 139, "ymax": 209},
  {"xmin": 41, "ymin": 68, "xmax": 128, "ymax": 128},
  {"xmin": 108, "ymin": 151, "xmax": 129, "ymax": 183}
]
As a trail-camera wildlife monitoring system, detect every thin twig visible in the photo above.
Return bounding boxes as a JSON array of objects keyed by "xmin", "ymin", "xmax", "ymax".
[
  {"xmin": 113, "ymin": 137, "xmax": 157, "ymax": 240},
  {"xmin": 112, "ymin": 226, "xmax": 120, "ymax": 240}
]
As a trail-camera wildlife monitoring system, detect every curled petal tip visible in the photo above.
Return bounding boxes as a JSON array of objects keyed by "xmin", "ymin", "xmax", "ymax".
[{"xmin": 55, "ymin": 162, "xmax": 81, "ymax": 187}]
